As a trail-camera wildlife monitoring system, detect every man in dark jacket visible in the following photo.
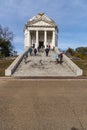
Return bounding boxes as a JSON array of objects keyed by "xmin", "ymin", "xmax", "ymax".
[
  {"xmin": 34, "ymin": 48, "xmax": 37, "ymax": 56},
  {"xmin": 45, "ymin": 46, "xmax": 49, "ymax": 56}
]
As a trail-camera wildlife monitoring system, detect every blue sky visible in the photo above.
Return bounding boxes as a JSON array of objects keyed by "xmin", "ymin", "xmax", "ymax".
[{"xmin": 0, "ymin": 0, "xmax": 87, "ymax": 54}]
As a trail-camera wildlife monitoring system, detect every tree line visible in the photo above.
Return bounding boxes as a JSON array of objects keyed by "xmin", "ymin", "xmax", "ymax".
[
  {"xmin": 65, "ymin": 47, "xmax": 87, "ymax": 60},
  {"xmin": 0, "ymin": 25, "xmax": 17, "ymax": 57}
]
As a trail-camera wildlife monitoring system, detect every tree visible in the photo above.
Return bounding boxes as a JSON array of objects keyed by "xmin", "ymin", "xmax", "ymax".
[
  {"xmin": 0, "ymin": 25, "xmax": 14, "ymax": 57},
  {"xmin": 65, "ymin": 47, "xmax": 87, "ymax": 60},
  {"xmin": 75, "ymin": 47, "xmax": 87, "ymax": 55},
  {"xmin": 65, "ymin": 48, "xmax": 75, "ymax": 56}
]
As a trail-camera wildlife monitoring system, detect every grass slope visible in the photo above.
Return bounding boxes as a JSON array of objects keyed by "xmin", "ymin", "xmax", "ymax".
[
  {"xmin": 0, "ymin": 58, "xmax": 14, "ymax": 76},
  {"xmin": 73, "ymin": 60, "xmax": 87, "ymax": 76}
]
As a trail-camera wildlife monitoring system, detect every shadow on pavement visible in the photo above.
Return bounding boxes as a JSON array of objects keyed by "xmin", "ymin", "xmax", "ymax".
[{"xmin": 71, "ymin": 127, "xmax": 79, "ymax": 130}]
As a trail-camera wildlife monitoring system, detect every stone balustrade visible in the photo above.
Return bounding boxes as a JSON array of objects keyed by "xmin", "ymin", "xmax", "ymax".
[
  {"xmin": 55, "ymin": 48, "xmax": 83, "ymax": 76},
  {"xmin": 5, "ymin": 48, "xmax": 30, "ymax": 76},
  {"xmin": 63, "ymin": 54, "xmax": 83, "ymax": 76}
]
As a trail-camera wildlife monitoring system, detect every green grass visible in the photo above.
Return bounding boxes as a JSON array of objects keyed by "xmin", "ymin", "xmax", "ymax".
[
  {"xmin": 73, "ymin": 60, "xmax": 87, "ymax": 76},
  {"xmin": 0, "ymin": 58, "xmax": 14, "ymax": 76},
  {"xmin": 66, "ymin": 53, "xmax": 87, "ymax": 76}
]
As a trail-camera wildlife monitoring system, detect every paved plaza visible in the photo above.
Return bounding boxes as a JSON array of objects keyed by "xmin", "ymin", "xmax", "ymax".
[{"xmin": 0, "ymin": 78, "xmax": 87, "ymax": 130}]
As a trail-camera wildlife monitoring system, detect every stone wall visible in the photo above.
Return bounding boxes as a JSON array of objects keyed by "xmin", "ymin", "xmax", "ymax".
[
  {"xmin": 5, "ymin": 48, "xmax": 29, "ymax": 76},
  {"xmin": 63, "ymin": 54, "xmax": 83, "ymax": 76},
  {"xmin": 55, "ymin": 47, "xmax": 83, "ymax": 76}
]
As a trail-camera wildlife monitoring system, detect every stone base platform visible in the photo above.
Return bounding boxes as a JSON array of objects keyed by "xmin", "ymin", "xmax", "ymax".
[{"xmin": 13, "ymin": 50, "xmax": 76, "ymax": 77}]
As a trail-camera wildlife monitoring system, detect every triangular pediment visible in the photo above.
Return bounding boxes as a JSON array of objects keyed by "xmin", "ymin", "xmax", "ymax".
[
  {"xmin": 29, "ymin": 20, "xmax": 55, "ymax": 27},
  {"xmin": 26, "ymin": 13, "xmax": 57, "ymax": 27}
]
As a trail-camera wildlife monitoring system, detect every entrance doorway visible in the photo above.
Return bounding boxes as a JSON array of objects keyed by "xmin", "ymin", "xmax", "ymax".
[{"xmin": 39, "ymin": 41, "xmax": 44, "ymax": 48}]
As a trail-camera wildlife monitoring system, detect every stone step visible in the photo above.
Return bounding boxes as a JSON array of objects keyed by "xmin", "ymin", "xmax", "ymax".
[{"xmin": 13, "ymin": 50, "xmax": 76, "ymax": 77}]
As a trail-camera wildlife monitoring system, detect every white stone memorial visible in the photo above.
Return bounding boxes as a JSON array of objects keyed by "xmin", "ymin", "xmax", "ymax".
[
  {"xmin": 24, "ymin": 13, "xmax": 58, "ymax": 50},
  {"xmin": 5, "ymin": 13, "xmax": 83, "ymax": 76}
]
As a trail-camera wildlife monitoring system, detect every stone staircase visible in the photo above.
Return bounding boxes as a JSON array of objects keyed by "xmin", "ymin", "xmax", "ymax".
[{"xmin": 13, "ymin": 49, "xmax": 76, "ymax": 77}]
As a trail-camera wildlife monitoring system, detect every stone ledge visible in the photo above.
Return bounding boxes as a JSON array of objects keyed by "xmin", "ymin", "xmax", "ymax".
[
  {"xmin": 55, "ymin": 48, "xmax": 83, "ymax": 76},
  {"xmin": 63, "ymin": 54, "xmax": 83, "ymax": 76},
  {"xmin": 5, "ymin": 47, "xmax": 30, "ymax": 76},
  {"xmin": 5, "ymin": 54, "xmax": 24, "ymax": 76}
]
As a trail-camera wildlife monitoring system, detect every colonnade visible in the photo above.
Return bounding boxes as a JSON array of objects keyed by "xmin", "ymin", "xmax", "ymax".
[{"xmin": 28, "ymin": 30, "xmax": 56, "ymax": 49}]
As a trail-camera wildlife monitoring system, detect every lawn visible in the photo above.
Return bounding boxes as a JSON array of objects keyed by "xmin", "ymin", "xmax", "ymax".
[
  {"xmin": 72, "ymin": 59, "xmax": 87, "ymax": 76},
  {"xmin": 0, "ymin": 58, "xmax": 15, "ymax": 76}
]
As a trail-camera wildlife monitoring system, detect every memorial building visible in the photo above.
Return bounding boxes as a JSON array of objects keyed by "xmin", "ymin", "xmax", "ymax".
[
  {"xmin": 24, "ymin": 13, "xmax": 58, "ymax": 50},
  {"xmin": 5, "ymin": 13, "xmax": 83, "ymax": 76}
]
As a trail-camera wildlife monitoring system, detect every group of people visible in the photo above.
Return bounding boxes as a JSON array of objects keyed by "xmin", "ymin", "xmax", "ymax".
[
  {"xmin": 24, "ymin": 46, "xmax": 37, "ymax": 63},
  {"xmin": 29, "ymin": 44, "xmax": 51, "ymax": 57},
  {"xmin": 24, "ymin": 43, "xmax": 63, "ymax": 64},
  {"xmin": 29, "ymin": 47, "xmax": 37, "ymax": 56},
  {"xmin": 55, "ymin": 52, "xmax": 63, "ymax": 64}
]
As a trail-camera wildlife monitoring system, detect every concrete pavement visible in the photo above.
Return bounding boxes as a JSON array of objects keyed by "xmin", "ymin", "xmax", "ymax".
[{"xmin": 0, "ymin": 79, "xmax": 87, "ymax": 130}]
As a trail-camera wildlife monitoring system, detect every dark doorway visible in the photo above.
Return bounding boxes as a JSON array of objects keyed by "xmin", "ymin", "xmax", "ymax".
[{"xmin": 39, "ymin": 41, "xmax": 44, "ymax": 48}]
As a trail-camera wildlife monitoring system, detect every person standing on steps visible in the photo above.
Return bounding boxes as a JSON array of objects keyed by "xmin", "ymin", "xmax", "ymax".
[
  {"xmin": 59, "ymin": 52, "xmax": 63, "ymax": 64},
  {"xmin": 24, "ymin": 53, "xmax": 28, "ymax": 64},
  {"xmin": 45, "ymin": 45, "xmax": 49, "ymax": 56},
  {"xmin": 29, "ymin": 47, "xmax": 32, "ymax": 56},
  {"xmin": 34, "ymin": 48, "xmax": 37, "ymax": 56},
  {"xmin": 55, "ymin": 53, "xmax": 59, "ymax": 63},
  {"xmin": 32, "ymin": 43, "xmax": 35, "ymax": 48},
  {"xmin": 48, "ymin": 44, "xmax": 50, "ymax": 50}
]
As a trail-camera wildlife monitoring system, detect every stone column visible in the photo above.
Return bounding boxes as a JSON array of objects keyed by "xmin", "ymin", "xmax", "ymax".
[
  {"xmin": 52, "ymin": 30, "xmax": 55, "ymax": 48},
  {"xmin": 44, "ymin": 30, "xmax": 47, "ymax": 48},
  {"xmin": 28, "ymin": 30, "xmax": 31, "ymax": 47},
  {"xmin": 36, "ymin": 30, "xmax": 39, "ymax": 48},
  {"xmin": 55, "ymin": 30, "xmax": 58, "ymax": 47}
]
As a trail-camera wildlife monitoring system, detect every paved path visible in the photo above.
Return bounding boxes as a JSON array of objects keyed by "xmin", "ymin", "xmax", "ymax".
[
  {"xmin": 0, "ymin": 79, "xmax": 87, "ymax": 130},
  {"xmin": 13, "ymin": 50, "xmax": 76, "ymax": 77}
]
